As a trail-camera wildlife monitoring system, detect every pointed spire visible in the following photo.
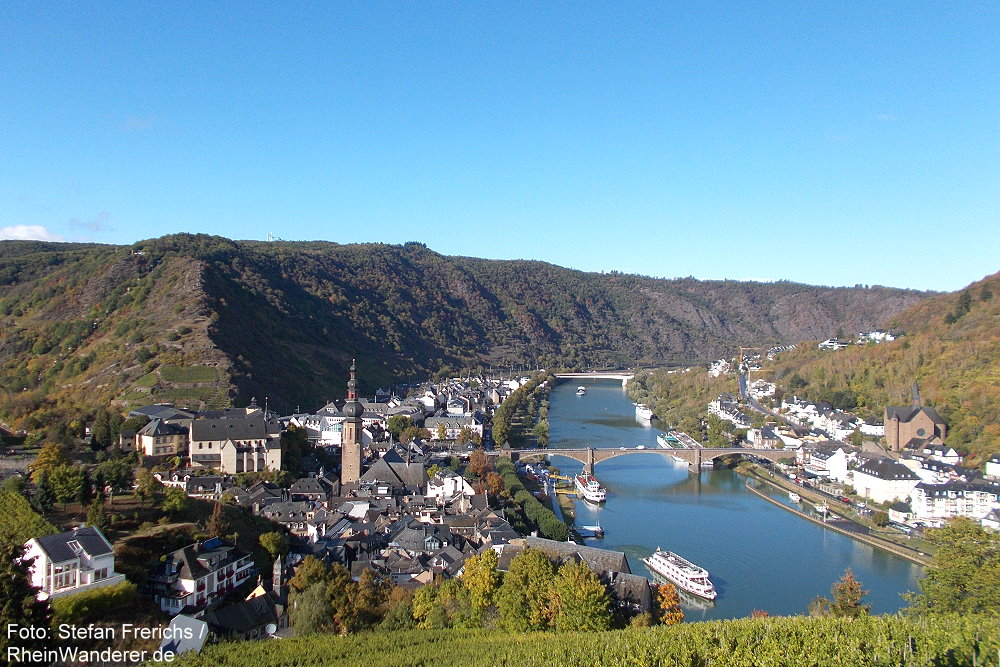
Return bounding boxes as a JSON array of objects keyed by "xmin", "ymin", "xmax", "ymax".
[{"xmin": 911, "ymin": 382, "xmax": 922, "ymax": 408}]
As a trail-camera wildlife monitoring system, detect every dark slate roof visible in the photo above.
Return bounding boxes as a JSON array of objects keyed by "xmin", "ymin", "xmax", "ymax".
[
  {"xmin": 360, "ymin": 449, "xmax": 427, "ymax": 491},
  {"xmin": 502, "ymin": 537, "xmax": 632, "ymax": 576},
  {"xmin": 130, "ymin": 404, "xmax": 196, "ymax": 421},
  {"xmin": 853, "ymin": 458, "xmax": 920, "ymax": 481},
  {"xmin": 33, "ymin": 526, "xmax": 113, "ymax": 563},
  {"xmin": 203, "ymin": 593, "xmax": 282, "ymax": 635},
  {"xmin": 190, "ymin": 415, "xmax": 278, "ymax": 442},
  {"xmin": 138, "ymin": 418, "xmax": 188, "ymax": 437}
]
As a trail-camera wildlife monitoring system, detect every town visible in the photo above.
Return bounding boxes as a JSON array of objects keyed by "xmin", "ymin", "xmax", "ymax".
[{"xmin": 3, "ymin": 338, "xmax": 999, "ymax": 660}]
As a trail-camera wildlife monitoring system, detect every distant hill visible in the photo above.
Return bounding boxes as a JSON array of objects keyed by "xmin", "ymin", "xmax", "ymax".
[
  {"xmin": 766, "ymin": 270, "xmax": 1000, "ymax": 461},
  {"xmin": 0, "ymin": 234, "xmax": 929, "ymax": 429}
]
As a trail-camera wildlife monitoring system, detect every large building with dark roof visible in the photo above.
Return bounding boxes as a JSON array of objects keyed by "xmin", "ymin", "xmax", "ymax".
[{"xmin": 884, "ymin": 383, "xmax": 948, "ymax": 452}]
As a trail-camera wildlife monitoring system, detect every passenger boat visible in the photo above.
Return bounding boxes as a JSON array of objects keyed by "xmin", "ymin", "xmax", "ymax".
[
  {"xmin": 642, "ymin": 548, "xmax": 717, "ymax": 600},
  {"xmin": 788, "ymin": 492, "xmax": 801, "ymax": 503},
  {"xmin": 576, "ymin": 386, "xmax": 587, "ymax": 396},
  {"xmin": 574, "ymin": 473, "xmax": 607, "ymax": 503},
  {"xmin": 635, "ymin": 404, "xmax": 654, "ymax": 421}
]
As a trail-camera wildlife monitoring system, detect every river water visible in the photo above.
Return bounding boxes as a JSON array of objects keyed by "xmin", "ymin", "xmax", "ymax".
[{"xmin": 548, "ymin": 378, "xmax": 921, "ymax": 620}]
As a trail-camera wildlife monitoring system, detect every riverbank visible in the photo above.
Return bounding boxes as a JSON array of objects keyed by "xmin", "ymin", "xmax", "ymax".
[{"xmin": 742, "ymin": 468, "xmax": 931, "ymax": 566}]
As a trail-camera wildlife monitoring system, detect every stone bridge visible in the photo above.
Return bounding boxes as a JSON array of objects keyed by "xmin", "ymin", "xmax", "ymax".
[{"xmin": 496, "ymin": 446, "xmax": 791, "ymax": 473}]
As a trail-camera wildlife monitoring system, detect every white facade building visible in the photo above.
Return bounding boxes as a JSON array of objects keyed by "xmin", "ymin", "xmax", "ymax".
[{"xmin": 23, "ymin": 526, "xmax": 125, "ymax": 600}]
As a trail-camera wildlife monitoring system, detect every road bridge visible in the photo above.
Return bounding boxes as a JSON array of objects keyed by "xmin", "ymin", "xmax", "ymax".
[
  {"xmin": 554, "ymin": 371, "xmax": 635, "ymax": 387},
  {"xmin": 494, "ymin": 446, "xmax": 791, "ymax": 473}
]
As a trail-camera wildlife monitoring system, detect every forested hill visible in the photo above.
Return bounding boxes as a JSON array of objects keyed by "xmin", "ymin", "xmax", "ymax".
[
  {"xmin": 766, "ymin": 270, "xmax": 1000, "ymax": 461},
  {"xmin": 0, "ymin": 234, "xmax": 928, "ymax": 426}
]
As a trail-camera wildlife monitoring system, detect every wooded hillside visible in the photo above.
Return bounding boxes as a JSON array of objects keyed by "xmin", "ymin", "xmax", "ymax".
[{"xmin": 0, "ymin": 234, "xmax": 931, "ymax": 430}]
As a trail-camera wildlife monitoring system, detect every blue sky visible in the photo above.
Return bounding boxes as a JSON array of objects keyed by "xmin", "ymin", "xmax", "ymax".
[{"xmin": 2, "ymin": 2, "xmax": 997, "ymax": 292}]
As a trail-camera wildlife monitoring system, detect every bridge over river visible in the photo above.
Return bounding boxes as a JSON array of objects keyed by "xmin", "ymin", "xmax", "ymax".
[
  {"xmin": 493, "ymin": 446, "xmax": 790, "ymax": 473},
  {"xmin": 555, "ymin": 371, "xmax": 634, "ymax": 387}
]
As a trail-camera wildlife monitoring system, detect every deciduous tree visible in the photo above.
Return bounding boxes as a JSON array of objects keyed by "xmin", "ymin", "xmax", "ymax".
[
  {"xmin": 549, "ymin": 559, "xmax": 611, "ymax": 631},
  {"xmin": 656, "ymin": 582, "xmax": 684, "ymax": 626},
  {"xmin": 908, "ymin": 517, "xmax": 1000, "ymax": 615}
]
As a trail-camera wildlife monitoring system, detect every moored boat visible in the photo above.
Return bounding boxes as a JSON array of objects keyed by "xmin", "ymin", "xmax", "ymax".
[
  {"xmin": 576, "ymin": 386, "xmax": 587, "ymax": 396},
  {"xmin": 642, "ymin": 548, "xmax": 717, "ymax": 600},
  {"xmin": 789, "ymin": 492, "xmax": 801, "ymax": 503},
  {"xmin": 635, "ymin": 404, "xmax": 654, "ymax": 421},
  {"xmin": 574, "ymin": 473, "xmax": 607, "ymax": 503}
]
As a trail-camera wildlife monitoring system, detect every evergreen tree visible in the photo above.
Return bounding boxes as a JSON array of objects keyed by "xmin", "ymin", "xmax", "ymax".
[
  {"xmin": 205, "ymin": 502, "xmax": 228, "ymax": 538},
  {"xmin": 86, "ymin": 499, "xmax": 109, "ymax": 531},
  {"xmin": 33, "ymin": 472, "xmax": 54, "ymax": 512},
  {"xmin": 0, "ymin": 534, "xmax": 53, "ymax": 657}
]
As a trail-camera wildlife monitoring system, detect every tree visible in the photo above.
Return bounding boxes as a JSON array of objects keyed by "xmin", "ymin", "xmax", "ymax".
[
  {"xmin": 86, "ymin": 499, "xmax": 109, "ymax": 531},
  {"xmin": 134, "ymin": 468, "xmax": 160, "ymax": 507},
  {"xmin": 259, "ymin": 531, "xmax": 289, "ymax": 561},
  {"xmin": 849, "ymin": 428, "xmax": 864, "ymax": 447},
  {"xmin": 32, "ymin": 471, "xmax": 54, "ymax": 512},
  {"xmin": 871, "ymin": 510, "xmax": 890, "ymax": 527},
  {"xmin": 908, "ymin": 517, "xmax": 1000, "ymax": 615},
  {"xmin": 549, "ymin": 560, "xmax": 611, "ymax": 631},
  {"xmin": 484, "ymin": 471, "xmax": 504, "ymax": 497},
  {"xmin": 461, "ymin": 549, "xmax": 500, "ymax": 623},
  {"xmin": 290, "ymin": 581, "xmax": 333, "ymax": 635},
  {"xmin": 456, "ymin": 427, "xmax": 472, "ymax": 446},
  {"xmin": 532, "ymin": 420, "xmax": 549, "ymax": 447},
  {"xmin": 387, "ymin": 415, "xmax": 414, "ymax": 440},
  {"xmin": 289, "ymin": 556, "xmax": 332, "ymax": 593},
  {"xmin": 399, "ymin": 426, "xmax": 430, "ymax": 445},
  {"xmin": 656, "ymin": 582, "xmax": 684, "ymax": 626},
  {"xmin": 49, "ymin": 464, "xmax": 85, "ymax": 507},
  {"xmin": 467, "ymin": 447, "xmax": 492, "ymax": 478},
  {"xmin": 160, "ymin": 486, "xmax": 188, "ymax": 518},
  {"xmin": 436, "ymin": 422, "xmax": 448, "ymax": 441},
  {"xmin": 206, "ymin": 502, "xmax": 228, "ymax": 538},
  {"xmin": 810, "ymin": 569, "xmax": 870, "ymax": 618},
  {"xmin": 29, "ymin": 441, "xmax": 68, "ymax": 482},
  {"xmin": 96, "ymin": 459, "xmax": 133, "ymax": 502},
  {"xmin": 0, "ymin": 535, "xmax": 53, "ymax": 657}
]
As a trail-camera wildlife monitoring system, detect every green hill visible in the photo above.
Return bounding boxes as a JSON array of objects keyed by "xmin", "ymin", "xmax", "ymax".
[
  {"xmin": 0, "ymin": 234, "xmax": 931, "ymax": 430},
  {"xmin": 166, "ymin": 615, "xmax": 998, "ymax": 667},
  {"xmin": 765, "ymin": 272, "xmax": 1000, "ymax": 462}
]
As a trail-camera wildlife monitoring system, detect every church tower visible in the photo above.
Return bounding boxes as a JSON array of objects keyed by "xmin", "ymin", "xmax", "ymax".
[{"xmin": 340, "ymin": 360, "xmax": 364, "ymax": 486}]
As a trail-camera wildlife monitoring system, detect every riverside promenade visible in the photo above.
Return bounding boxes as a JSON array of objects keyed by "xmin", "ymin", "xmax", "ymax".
[{"xmin": 744, "ymin": 468, "xmax": 930, "ymax": 566}]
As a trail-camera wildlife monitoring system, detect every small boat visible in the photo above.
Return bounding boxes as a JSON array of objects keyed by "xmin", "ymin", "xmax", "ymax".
[
  {"xmin": 788, "ymin": 492, "xmax": 801, "ymax": 503},
  {"xmin": 574, "ymin": 473, "xmax": 607, "ymax": 503},
  {"xmin": 576, "ymin": 386, "xmax": 587, "ymax": 396},
  {"xmin": 815, "ymin": 502, "xmax": 829, "ymax": 514},
  {"xmin": 635, "ymin": 404, "xmax": 654, "ymax": 421},
  {"xmin": 642, "ymin": 548, "xmax": 717, "ymax": 600},
  {"xmin": 577, "ymin": 524, "xmax": 605, "ymax": 538}
]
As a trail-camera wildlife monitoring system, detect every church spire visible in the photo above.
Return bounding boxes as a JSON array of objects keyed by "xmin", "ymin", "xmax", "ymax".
[{"xmin": 911, "ymin": 381, "xmax": 922, "ymax": 408}]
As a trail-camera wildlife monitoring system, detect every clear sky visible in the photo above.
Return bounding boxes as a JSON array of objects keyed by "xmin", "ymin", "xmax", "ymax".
[{"xmin": 2, "ymin": 2, "xmax": 997, "ymax": 292}]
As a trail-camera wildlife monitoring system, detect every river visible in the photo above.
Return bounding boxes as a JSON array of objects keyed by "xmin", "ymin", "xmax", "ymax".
[{"xmin": 547, "ymin": 378, "xmax": 922, "ymax": 620}]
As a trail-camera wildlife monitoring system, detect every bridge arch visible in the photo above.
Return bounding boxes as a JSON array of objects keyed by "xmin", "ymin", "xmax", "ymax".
[{"xmin": 497, "ymin": 446, "xmax": 791, "ymax": 473}]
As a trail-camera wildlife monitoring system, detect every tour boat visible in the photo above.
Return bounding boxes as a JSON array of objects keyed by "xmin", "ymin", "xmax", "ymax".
[
  {"xmin": 642, "ymin": 548, "xmax": 717, "ymax": 600},
  {"xmin": 574, "ymin": 473, "xmax": 607, "ymax": 503},
  {"xmin": 789, "ymin": 492, "xmax": 801, "ymax": 503},
  {"xmin": 576, "ymin": 386, "xmax": 587, "ymax": 396},
  {"xmin": 635, "ymin": 404, "xmax": 654, "ymax": 421}
]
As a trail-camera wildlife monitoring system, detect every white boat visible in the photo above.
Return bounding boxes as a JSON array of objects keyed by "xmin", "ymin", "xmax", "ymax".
[
  {"xmin": 642, "ymin": 548, "xmax": 717, "ymax": 600},
  {"xmin": 574, "ymin": 473, "xmax": 607, "ymax": 503},
  {"xmin": 815, "ymin": 502, "xmax": 829, "ymax": 514},
  {"xmin": 635, "ymin": 404, "xmax": 654, "ymax": 421},
  {"xmin": 789, "ymin": 492, "xmax": 801, "ymax": 503},
  {"xmin": 576, "ymin": 386, "xmax": 587, "ymax": 396}
]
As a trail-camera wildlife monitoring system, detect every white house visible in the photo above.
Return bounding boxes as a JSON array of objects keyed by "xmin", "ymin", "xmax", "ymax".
[
  {"xmin": 147, "ymin": 537, "xmax": 255, "ymax": 613},
  {"xmin": 426, "ymin": 469, "xmax": 476, "ymax": 505},
  {"xmin": 23, "ymin": 526, "xmax": 125, "ymax": 600},
  {"xmin": 851, "ymin": 458, "xmax": 920, "ymax": 504},
  {"xmin": 986, "ymin": 454, "xmax": 1000, "ymax": 480}
]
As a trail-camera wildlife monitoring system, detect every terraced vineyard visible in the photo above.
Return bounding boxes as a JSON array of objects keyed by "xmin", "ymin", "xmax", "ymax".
[{"xmin": 169, "ymin": 615, "xmax": 1000, "ymax": 667}]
